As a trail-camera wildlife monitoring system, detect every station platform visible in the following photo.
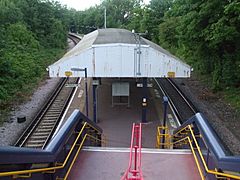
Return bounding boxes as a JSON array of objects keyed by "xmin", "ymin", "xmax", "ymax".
[
  {"xmin": 59, "ymin": 78, "xmax": 177, "ymax": 148},
  {"xmin": 68, "ymin": 147, "xmax": 200, "ymax": 180},
  {"xmin": 97, "ymin": 78, "xmax": 160, "ymax": 148}
]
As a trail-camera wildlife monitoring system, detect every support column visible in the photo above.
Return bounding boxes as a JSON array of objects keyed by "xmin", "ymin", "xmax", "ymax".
[
  {"xmin": 92, "ymin": 84, "xmax": 98, "ymax": 123},
  {"xmin": 84, "ymin": 68, "xmax": 89, "ymax": 117},
  {"xmin": 92, "ymin": 78, "xmax": 100, "ymax": 123},
  {"xmin": 142, "ymin": 78, "xmax": 147, "ymax": 123}
]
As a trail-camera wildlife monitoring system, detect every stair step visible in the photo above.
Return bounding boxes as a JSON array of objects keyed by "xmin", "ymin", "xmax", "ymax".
[{"xmin": 82, "ymin": 146, "xmax": 192, "ymax": 154}]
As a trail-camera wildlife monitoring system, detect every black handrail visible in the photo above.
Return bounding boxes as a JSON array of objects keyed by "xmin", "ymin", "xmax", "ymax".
[{"xmin": 174, "ymin": 113, "xmax": 240, "ymax": 172}]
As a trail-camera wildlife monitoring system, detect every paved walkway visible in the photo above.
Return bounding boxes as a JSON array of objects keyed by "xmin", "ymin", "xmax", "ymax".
[
  {"xmin": 97, "ymin": 78, "xmax": 160, "ymax": 148},
  {"xmin": 68, "ymin": 147, "xmax": 200, "ymax": 180}
]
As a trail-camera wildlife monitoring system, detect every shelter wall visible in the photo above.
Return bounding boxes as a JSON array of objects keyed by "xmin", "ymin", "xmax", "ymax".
[{"xmin": 49, "ymin": 44, "xmax": 191, "ymax": 78}]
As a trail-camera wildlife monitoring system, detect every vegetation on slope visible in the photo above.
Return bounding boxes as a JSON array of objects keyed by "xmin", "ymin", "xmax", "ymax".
[{"xmin": 0, "ymin": 0, "xmax": 69, "ymax": 107}]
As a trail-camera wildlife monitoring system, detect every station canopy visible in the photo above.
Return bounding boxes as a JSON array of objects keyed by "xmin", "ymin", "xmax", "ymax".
[{"xmin": 48, "ymin": 28, "xmax": 191, "ymax": 78}]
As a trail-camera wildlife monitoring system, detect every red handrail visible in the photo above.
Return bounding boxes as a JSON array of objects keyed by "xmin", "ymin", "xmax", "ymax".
[{"xmin": 121, "ymin": 123, "xmax": 143, "ymax": 180}]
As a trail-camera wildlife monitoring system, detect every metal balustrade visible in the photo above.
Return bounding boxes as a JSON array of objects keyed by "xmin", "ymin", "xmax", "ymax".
[
  {"xmin": 156, "ymin": 113, "xmax": 240, "ymax": 180},
  {"xmin": 0, "ymin": 110, "xmax": 104, "ymax": 180},
  {"xmin": 122, "ymin": 123, "xmax": 143, "ymax": 180}
]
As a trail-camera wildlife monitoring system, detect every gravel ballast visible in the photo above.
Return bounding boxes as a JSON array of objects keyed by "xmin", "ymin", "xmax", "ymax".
[
  {"xmin": 173, "ymin": 75, "xmax": 240, "ymax": 155},
  {"xmin": 0, "ymin": 77, "xmax": 61, "ymax": 146}
]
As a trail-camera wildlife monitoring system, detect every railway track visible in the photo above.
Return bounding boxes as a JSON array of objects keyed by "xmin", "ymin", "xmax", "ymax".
[
  {"xmin": 68, "ymin": 33, "xmax": 82, "ymax": 45},
  {"xmin": 15, "ymin": 78, "xmax": 79, "ymax": 148},
  {"xmin": 154, "ymin": 78, "xmax": 198, "ymax": 123},
  {"xmin": 15, "ymin": 34, "xmax": 81, "ymax": 149}
]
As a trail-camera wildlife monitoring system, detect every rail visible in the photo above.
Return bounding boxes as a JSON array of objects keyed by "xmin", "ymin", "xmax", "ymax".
[
  {"xmin": 122, "ymin": 123, "xmax": 143, "ymax": 180},
  {"xmin": 156, "ymin": 113, "xmax": 240, "ymax": 180},
  {"xmin": 154, "ymin": 78, "xmax": 197, "ymax": 123},
  {"xmin": 0, "ymin": 110, "xmax": 104, "ymax": 179},
  {"xmin": 68, "ymin": 33, "xmax": 82, "ymax": 44},
  {"xmin": 14, "ymin": 78, "xmax": 67, "ymax": 147}
]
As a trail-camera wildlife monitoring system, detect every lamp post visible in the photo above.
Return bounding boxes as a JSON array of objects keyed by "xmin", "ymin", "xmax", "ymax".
[
  {"xmin": 104, "ymin": 7, "xmax": 107, "ymax": 29},
  {"xmin": 132, "ymin": 31, "xmax": 147, "ymax": 76},
  {"xmin": 71, "ymin": 67, "xmax": 89, "ymax": 117},
  {"xmin": 132, "ymin": 31, "xmax": 148, "ymax": 123}
]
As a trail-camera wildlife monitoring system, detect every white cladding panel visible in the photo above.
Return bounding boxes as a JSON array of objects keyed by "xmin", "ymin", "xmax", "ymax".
[
  {"xmin": 49, "ymin": 49, "xmax": 94, "ymax": 77},
  {"xmin": 48, "ymin": 44, "xmax": 191, "ymax": 78},
  {"xmin": 94, "ymin": 45, "xmax": 135, "ymax": 77}
]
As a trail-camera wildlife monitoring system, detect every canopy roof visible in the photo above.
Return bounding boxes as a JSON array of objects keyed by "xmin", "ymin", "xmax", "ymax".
[{"xmin": 49, "ymin": 28, "xmax": 191, "ymax": 78}]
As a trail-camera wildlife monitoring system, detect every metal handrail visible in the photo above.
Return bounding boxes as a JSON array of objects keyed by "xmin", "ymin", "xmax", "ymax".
[
  {"xmin": 0, "ymin": 122, "xmax": 105, "ymax": 178},
  {"xmin": 172, "ymin": 125, "xmax": 240, "ymax": 180},
  {"xmin": 122, "ymin": 123, "xmax": 143, "ymax": 180},
  {"xmin": 0, "ymin": 110, "xmax": 104, "ymax": 178},
  {"xmin": 174, "ymin": 113, "xmax": 240, "ymax": 172},
  {"xmin": 155, "ymin": 113, "xmax": 240, "ymax": 179},
  {"xmin": 58, "ymin": 133, "xmax": 104, "ymax": 180}
]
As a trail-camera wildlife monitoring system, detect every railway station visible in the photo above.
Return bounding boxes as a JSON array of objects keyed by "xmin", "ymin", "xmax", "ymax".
[{"xmin": 0, "ymin": 28, "xmax": 239, "ymax": 180}]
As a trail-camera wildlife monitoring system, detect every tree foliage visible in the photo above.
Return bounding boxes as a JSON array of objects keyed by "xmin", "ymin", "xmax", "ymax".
[
  {"xmin": 0, "ymin": 0, "xmax": 67, "ymax": 106},
  {"xmin": 156, "ymin": 0, "xmax": 240, "ymax": 90}
]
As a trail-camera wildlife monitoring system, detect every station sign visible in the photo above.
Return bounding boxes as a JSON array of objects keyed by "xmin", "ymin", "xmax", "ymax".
[
  {"xmin": 167, "ymin": 71, "xmax": 175, "ymax": 78},
  {"xmin": 65, "ymin": 71, "xmax": 73, "ymax": 77},
  {"xmin": 93, "ymin": 79, "xmax": 100, "ymax": 85},
  {"xmin": 136, "ymin": 83, "xmax": 153, "ymax": 88}
]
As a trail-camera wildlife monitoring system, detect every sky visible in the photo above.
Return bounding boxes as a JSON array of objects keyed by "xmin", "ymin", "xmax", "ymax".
[{"xmin": 57, "ymin": 0, "xmax": 150, "ymax": 11}]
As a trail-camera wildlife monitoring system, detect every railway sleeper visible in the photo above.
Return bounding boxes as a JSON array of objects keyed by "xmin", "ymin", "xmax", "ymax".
[
  {"xmin": 54, "ymin": 99, "xmax": 65, "ymax": 102},
  {"xmin": 40, "ymin": 123, "xmax": 55, "ymax": 126},
  {"xmin": 46, "ymin": 109, "xmax": 62, "ymax": 112},
  {"xmin": 29, "ymin": 135, "xmax": 48, "ymax": 140},
  {"xmin": 41, "ymin": 120, "xmax": 55, "ymax": 123},
  {"xmin": 37, "ymin": 126, "xmax": 52, "ymax": 129},
  {"xmin": 26, "ymin": 139, "xmax": 46, "ymax": 144},
  {"xmin": 43, "ymin": 115, "xmax": 59, "ymax": 118},
  {"xmin": 37, "ymin": 126, "xmax": 53, "ymax": 129},
  {"xmin": 39, "ymin": 125, "xmax": 53, "ymax": 130},
  {"xmin": 33, "ymin": 132, "xmax": 50, "ymax": 136},
  {"xmin": 42, "ymin": 117, "xmax": 58, "ymax": 120},
  {"xmin": 25, "ymin": 144, "xmax": 43, "ymax": 148},
  {"xmin": 48, "ymin": 106, "xmax": 63, "ymax": 110},
  {"xmin": 41, "ymin": 118, "xmax": 57, "ymax": 122},
  {"xmin": 48, "ymin": 107, "xmax": 62, "ymax": 109},
  {"xmin": 41, "ymin": 120, "xmax": 56, "ymax": 124},
  {"xmin": 36, "ymin": 129, "xmax": 52, "ymax": 133}
]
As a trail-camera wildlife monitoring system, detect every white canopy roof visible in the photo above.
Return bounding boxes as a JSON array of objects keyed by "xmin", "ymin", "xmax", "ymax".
[{"xmin": 48, "ymin": 28, "xmax": 191, "ymax": 78}]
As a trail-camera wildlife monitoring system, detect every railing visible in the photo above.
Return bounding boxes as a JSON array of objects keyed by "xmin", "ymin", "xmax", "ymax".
[
  {"xmin": 0, "ymin": 110, "xmax": 104, "ymax": 180},
  {"xmin": 156, "ymin": 113, "xmax": 240, "ymax": 180},
  {"xmin": 156, "ymin": 126, "xmax": 171, "ymax": 149},
  {"xmin": 122, "ymin": 123, "xmax": 143, "ymax": 180}
]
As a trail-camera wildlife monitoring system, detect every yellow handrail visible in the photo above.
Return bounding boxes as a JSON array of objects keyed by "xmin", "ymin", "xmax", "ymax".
[
  {"xmin": 0, "ymin": 122, "xmax": 105, "ymax": 178},
  {"xmin": 172, "ymin": 125, "xmax": 240, "ymax": 180},
  {"xmin": 156, "ymin": 126, "xmax": 171, "ymax": 149},
  {"xmin": 174, "ymin": 136, "xmax": 205, "ymax": 179},
  {"xmin": 62, "ymin": 134, "xmax": 103, "ymax": 180}
]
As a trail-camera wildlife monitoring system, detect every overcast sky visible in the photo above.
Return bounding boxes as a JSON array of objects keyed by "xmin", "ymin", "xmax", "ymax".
[{"xmin": 57, "ymin": 0, "xmax": 150, "ymax": 11}]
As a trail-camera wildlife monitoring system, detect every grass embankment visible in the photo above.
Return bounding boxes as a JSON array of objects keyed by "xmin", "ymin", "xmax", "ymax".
[
  {"xmin": 0, "ymin": 48, "xmax": 65, "ymax": 125},
  {"xmin": 199, "ymin": 74, "xmax": 240, "ymax": 114},
  {"xmin": 224, "ymin": 88, "xmax": 240, "ymax": 113}
]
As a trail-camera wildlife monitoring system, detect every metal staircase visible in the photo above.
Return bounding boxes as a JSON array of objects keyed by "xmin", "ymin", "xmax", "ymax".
[{"xmin": 156, "ymin": 113, "xmax": 240, "ymax": 180}]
